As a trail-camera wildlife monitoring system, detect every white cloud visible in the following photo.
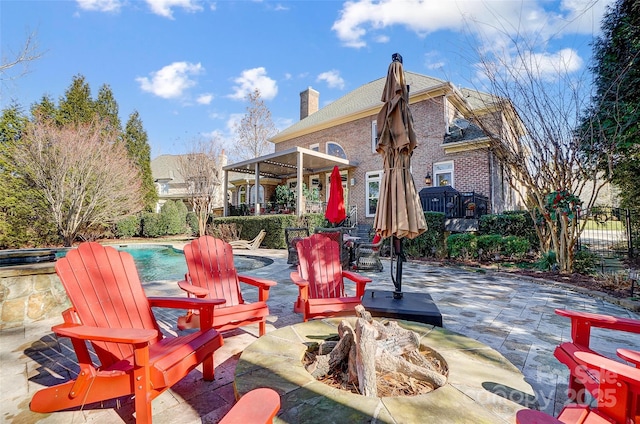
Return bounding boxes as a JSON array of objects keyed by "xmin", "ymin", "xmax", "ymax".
[
  {"xmin": 518, "ymin": 48, "xmax": 584, "ymax": 80},
  {"xmin": 145, "ymin": 0, "xmax": 203, "ymax": 19},
  {"xmin": 228, "ymin": 67, "xmax": 278, "ymax": 100},
  {"xmin": 197, "ymin": 93, "xmax": 213, "ymax": 105},
  {"xmin": 332, "ymin": 0, "xmax": 612, "ymax": 49},
  {"xmin": 136, "ymin": 61, "xmax": 203, "ymax": 99},
  {"xmin": 76, "ymin": 0, "xmax": 121, "ymax": 12},
  {"xmin": 317, "ymin": 70, "xmax": 345, "ymax": 90}
]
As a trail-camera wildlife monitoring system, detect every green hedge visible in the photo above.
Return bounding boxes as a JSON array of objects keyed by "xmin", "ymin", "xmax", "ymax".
[
  {"xmin": 403, "ymin": 212, "xmax": 446, "ymax": 258},
  {"xmin": 479, "ymin": 211, "xmax": 538, "ymax": 249},
  {"xmin": 212, "ymin": 214, "xmax": 320, "ymax": 249},
  {"xmin": 115, "ymin": 215, "xmax": 141, "ymax": 238},
  {"xmin": 447, "ymin": 233, "xmax": 530, "ymax": 261}
]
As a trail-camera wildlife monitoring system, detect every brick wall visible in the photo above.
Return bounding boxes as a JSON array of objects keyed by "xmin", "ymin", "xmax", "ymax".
[{"xmin": 275, "ymin": 94, "xmax": 501, "ymax": 221}]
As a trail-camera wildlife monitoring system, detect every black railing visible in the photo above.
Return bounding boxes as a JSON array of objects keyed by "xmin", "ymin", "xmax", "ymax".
[{"xmin": 419, "ymin": 187, "xmax": 488, "ymax": 219}]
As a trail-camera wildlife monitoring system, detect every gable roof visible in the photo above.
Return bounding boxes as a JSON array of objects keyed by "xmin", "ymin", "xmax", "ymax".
[
  {"xmin": 272, "ymin": 71, "xmax": 450, "ymax": 143},
  {"xmin": 150, "ymin": 154, "xmax": 186, "ymax": 183}
]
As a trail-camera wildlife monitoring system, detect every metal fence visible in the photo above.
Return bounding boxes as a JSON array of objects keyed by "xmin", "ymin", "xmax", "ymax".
[
  {"xmin": 577, "ymin": 206, "xmax": 639, "ymax": 272},
  {"xmin": 419, "ymin": 187, "xmax": 489, "ymax": 219}
]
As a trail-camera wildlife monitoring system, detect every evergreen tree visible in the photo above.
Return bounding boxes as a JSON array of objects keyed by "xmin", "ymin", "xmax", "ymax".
[
  {"xmin": 124, "ymin": 111, "xmax": 157, "ymax": 211},
  {"xmin": 30, "ymin": 95, "xmax": 57, "ymax": 122},
  {"xmin": 581, "ymin": 0, "xmax": 640, "ymax": 209},
  {"xmin": 0, "ymin": 104, "xmax": 57, "ymax": 247},
  {"xmin": 57, "ymin": 74, "xmax": 95, "ymax": 125},
  {"xmin": 95, "ymin": 84, "xmax": 122, "ymax": 135}
]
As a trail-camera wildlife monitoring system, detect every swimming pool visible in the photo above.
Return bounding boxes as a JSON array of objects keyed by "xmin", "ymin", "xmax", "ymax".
[{"xmin": 56, "ymin": 244, "xmax": 272, "ymax": 283}]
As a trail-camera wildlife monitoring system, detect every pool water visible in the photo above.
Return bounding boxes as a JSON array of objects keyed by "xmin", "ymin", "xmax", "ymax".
[{"xmin": 56, "ymin": 244, "xmax": 272, "ymax": 283}]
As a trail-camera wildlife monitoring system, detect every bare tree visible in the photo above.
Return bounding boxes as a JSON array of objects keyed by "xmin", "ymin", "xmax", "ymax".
[
  {"xmin": 232, "ymin": 88, "xmax": 276, "ymax": 160},
  {"xmin": 1, "ymin": 31, "xmax": 44, "ymax": 80},
  {"xmin": 177, "ymin": 137, "xmax": 223, "ymax": 236},
  {"xmin": 12, "ymin": 116, "xmax": 144, "ymax": 246},
  {"xmin": 467, "ymin": 35, "xmax": 617, "ymax": 273}
]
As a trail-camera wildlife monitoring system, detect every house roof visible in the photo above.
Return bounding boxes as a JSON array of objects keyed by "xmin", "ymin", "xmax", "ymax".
[
  {"xmin": 150, "ymin": 154, "xmax": 186, "ymax": 183},
  {"xmin": 271, "ymin": 71, "xmax": 496, "ymax": 143}
]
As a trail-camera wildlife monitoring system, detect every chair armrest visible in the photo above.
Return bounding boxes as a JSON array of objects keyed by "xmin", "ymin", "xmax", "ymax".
[
  {"xmin": 342, "ymin": 270, "xmax": 372, "ymax": 298},
  {"xmin": 238, "ymin": 274, "xmax": 277, "ymax": 289},
  {"xmin": 177, "ymin": 280, "xmax": 210, "ymax": 297},
  {"xmin": 575, "ymin": 351, "xmax": 640, "ymax": 384},
  {"xmin": 555, "ymin": 309, "xmax": 640, "ymax": 348},
  {"xmin": 148, "ymin": 296, "xmax": 226, "ymax": 309},
  {"xmin": 290, "ymin": 271, "xmax": 309, "ymax": 288},
  {"xmin": 52, "ymin": 323, "xmax": 157, "ymax": 344},
  {"xmin": 342, "ymin": 270, "xmax": 372, "ymax": 284},
  {"xmin": 290, "ymin": 271, "xmax": 310, "ymax": 302},
  {"xmin": 617, "ymin": 348, "xmax": 640, "ymax": 367}
]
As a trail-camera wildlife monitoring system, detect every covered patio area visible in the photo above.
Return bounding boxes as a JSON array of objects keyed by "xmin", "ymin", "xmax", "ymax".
[{"xmin": 222, "ymin": 146, "xmax": 351, "ymax": 217}]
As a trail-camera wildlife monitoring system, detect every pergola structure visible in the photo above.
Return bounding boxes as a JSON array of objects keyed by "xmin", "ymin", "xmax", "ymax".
[{"xmin": 222, "ymin": 146, "xmax": 351, "ymax": 217}]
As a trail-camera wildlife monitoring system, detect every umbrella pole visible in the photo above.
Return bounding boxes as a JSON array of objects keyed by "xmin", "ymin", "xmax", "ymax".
[{"xmin": 392, "ymin": 236, "xmax": 404, "ymax": 299}]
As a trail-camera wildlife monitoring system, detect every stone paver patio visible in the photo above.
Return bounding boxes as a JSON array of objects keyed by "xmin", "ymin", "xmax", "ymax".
[{"xmin": 1, "ymin": 246, "xmax": 639, "ymax": 423}]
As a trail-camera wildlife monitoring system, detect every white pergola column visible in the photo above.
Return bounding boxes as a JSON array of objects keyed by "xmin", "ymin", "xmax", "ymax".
[{"xmin": 296, "ymin": 150, "xmax": 304, "ymax": 217}]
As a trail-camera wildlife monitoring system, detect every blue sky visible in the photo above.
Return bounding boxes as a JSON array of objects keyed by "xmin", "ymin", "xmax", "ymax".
[{"xmin": 1, "ymin": 0, "xmax": 611, "ymax": 160}]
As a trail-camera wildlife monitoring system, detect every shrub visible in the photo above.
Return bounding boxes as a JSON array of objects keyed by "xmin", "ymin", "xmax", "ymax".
[
  {"xmin": 502, "ymin": 236, "xmax": 530, "ymax": 260},
  {"xmin": 476, "ymin": 234, "xmax": 503, "ymax": 261},
  {"xmin": 141, "ymin": 212, "xmax": 164, "ymax": 238},
  {"xmin": 536, "ymin": 250, "xmax": 557, "ymax": 271},
  {"xmin": 479, "ymin": 211, "xmax": 539, "ymax": 249},
  {"xmin": 186, "ymin": 212, "xmax": 198, "ymax": 236},
  {"xmin": 115, "ymin": 215, "xmax": 140, "ymax": 238},
  {"xmin": 160, "ymin": 200, "xmax": 187, "ymax": 235},
  {"xmin": 447, "ymin": 233, "xmax": 477, "ymax": 260},
  {"xmin": 573, "ymin": 249, "xmax": 600, "ymax": 275},
  {"xmin": 404, "ymin": 212, "xmax": 446, "ymax": 258}
]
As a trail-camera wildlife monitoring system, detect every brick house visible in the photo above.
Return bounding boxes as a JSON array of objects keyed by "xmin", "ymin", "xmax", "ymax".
[{"xmin": 223, "ymin": 70, "xmax": 523, "ymax": 224}]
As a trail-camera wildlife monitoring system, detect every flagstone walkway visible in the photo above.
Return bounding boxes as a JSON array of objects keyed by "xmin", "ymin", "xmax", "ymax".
[{"xmin": 1, "ymin": 247, "xmax": 639, "ymax": 423}]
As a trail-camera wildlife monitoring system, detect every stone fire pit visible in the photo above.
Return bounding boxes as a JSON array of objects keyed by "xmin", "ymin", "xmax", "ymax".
[{"xmin": 234, "ymin": 318, "xmax": 537, "ymax": 423}]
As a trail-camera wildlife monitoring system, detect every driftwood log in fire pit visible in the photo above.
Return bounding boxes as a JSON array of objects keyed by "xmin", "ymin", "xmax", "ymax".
[{"xmin": 305, "ymin": 305, "xmax": 447, "ymax": 397}]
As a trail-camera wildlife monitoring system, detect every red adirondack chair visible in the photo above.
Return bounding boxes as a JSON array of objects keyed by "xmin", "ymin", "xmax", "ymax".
[
  {"xmin": 290, "ymin": 233, "xmax": 372, "ymax": 322},
  {"xmin": 516, "ymin": 350, "xmax": 640, "ymax": 424},
  {"xmin": 29, "ymin": 242, "xmax": 225, "ymax": 424},
  {"xmin": 177, "ymin": 236, "xmax": 276, "ymax": 336},
  {"xmin": 518, "ymin": 309, "xmax": 640, "ymax": 424}
]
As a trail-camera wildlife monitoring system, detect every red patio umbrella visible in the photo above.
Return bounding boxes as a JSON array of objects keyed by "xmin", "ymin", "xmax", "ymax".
[
  {"xmin": 325, "ymin": 166, "xmax": 346, "ymax": 225},
  {"xmin": 374, "ymin": 53, "xmax": 427, "ymax": 298}
]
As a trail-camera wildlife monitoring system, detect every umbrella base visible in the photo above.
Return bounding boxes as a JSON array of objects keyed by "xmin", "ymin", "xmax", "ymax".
[{"xmin": 361, "ymin": 289, "xmax": 443, "ymax": 327}]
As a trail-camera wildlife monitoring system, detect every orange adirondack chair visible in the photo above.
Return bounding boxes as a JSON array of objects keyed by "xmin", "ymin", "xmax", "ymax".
[
  {"xmin": 177, "ymin": 236, "xmax": 276, "ymax": 336},
  {"xmin": 29, "ymin": 242, "xmax": 225, "ymax": 424},
  {"xmin": 291, "ymin": 233, "xmax": 372, "ymax": 322}
]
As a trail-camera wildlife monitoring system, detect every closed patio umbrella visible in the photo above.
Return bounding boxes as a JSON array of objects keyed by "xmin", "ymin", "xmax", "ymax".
[
  {"xmin": 325, "ymin": 165, "xmax": 346, "ymax": 226},
  {"xmin": 374, "ymin": 53, "xmax": 427, "ymax": 298}
]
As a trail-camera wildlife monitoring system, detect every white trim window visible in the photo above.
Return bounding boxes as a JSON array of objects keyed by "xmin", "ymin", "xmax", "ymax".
[
  {"xmin": 309, "ymin": 143, "xmax": 319, "ymax": 152},
  {"xmin": 371, "ymin": 121, "xmax": 377, "ymax": 153},
  {"xmin": 365, "ymin": 171, "xmax": 382, "ymax": 217},
  {"xmin": 434, "ymin": 161, "xmax": 454, "ymax": 187}
]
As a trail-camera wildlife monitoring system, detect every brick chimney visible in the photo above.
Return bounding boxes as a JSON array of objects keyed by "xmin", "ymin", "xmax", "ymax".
[{"xmin": 300, "ymin": 87, "xmax": 319, "ymax": 120}]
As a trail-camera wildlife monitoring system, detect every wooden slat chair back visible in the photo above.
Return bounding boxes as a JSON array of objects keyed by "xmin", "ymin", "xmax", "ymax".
[
  {"xmin": 297, "ymin": 234, "xmax": 346, "ymax": 299},
  {"xmin": 186, "ymin": 236, "xmax": 244, "ymax": 306},
  {"xmin": 30, "ymin": 242, "xmax": 225, "ymax": 424},
  {"xmin": 313, "ymin": 227, "xmax": 351, "ymax": 268},
  {"xmin": 58, "ymin": 242, "xmax": 161, "ymax": 366},
  {"xmin": 291, "ymin": 233, "xmax": 372, "ymax": 322},
  {"xmin": 178, "ymin": 236, "xmax": 276, "ymax": 336}
]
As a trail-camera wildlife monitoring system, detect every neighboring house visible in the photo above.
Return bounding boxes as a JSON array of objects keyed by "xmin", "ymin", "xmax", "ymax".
[
  {"xmin": 151, "ymin": 154, "xmax": 228, "ymax": 214},
  {"xmin": 223, "ymin": 69, "xmax": 524, "ymax": 224}
]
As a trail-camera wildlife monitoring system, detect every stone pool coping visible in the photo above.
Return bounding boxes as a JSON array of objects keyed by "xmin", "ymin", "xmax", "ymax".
[{"xmin": 234, "ymin": 318, "xmax": 537, "ymax": 424}]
